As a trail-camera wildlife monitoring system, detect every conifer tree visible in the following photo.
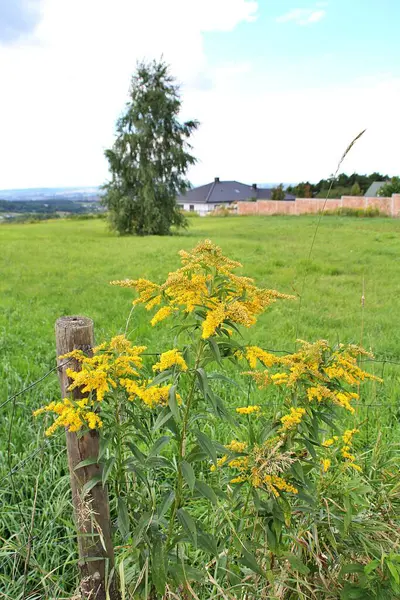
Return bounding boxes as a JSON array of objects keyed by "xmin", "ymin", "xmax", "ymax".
[{"xmin": 103, "ymin": 60, "xmax": 198, "ymax": 235}]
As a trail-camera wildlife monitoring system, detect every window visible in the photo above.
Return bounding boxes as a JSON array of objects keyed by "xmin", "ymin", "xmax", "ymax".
[{"xmin": 189, "ymin": 205, "xmax": 194, "ymax": 212}]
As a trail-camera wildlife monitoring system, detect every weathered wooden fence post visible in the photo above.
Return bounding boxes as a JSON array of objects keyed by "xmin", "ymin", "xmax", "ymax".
[{"xmin": 56, "ymin": 316, "xmax": 120, "ymax": 600}]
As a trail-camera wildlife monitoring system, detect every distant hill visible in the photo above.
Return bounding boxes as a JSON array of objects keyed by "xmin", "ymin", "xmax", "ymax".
[{"xmin": 0, "ymin": 187, "xmax": 102, "ymax": 202}]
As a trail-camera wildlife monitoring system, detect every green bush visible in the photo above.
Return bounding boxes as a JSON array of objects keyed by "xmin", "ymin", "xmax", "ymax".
[{"xmin": 323, "ymin": 206, "xmax": 383, "ymax": 218}]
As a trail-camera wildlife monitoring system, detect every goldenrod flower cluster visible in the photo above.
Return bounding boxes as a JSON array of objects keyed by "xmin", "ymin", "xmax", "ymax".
[
  {"xmin": 243, "ymin": 340, "xmax": 380, "ymax": 417},
  {"xmin": 280, "ymin": 407, "xmax": 306, "ymax": 432},
  {"xmin": 34, "ymin": 336, "xmax": 185, "ymax": 434},
  {"xmin": 120, "ymin": 379, "xmax": 179, "ymax": 408},
  {"xmin": 236, "ymin": 405, "xmax": 261, "ymax": 415},
  {"xmin": 321, "ymin": 458, "xmax": 331, "ymax": 473},
  {"xmin": 212, "ymin": 437, "xmax": 298, "ymax": 499},
  {"xmin": 111, "ymin": 240, "xmax": 294, "ymax": 339},
  {"xmin": 264, "ymin": 475, "xmax": 298, "ymax": 497},
  {"xmin": 321, "ymin": 428, "xmax": 362, "ymax": 473},
  {"xmin": 152, "ymin": 349, "xmax": 187, "ymax": 372},
  {"xmin": 225, "ymin": 440, "xmax": 248, "ymax": 453},
  {"xmin": 33, "ymin": 398, "xmax": 102, "ymax": 437}
]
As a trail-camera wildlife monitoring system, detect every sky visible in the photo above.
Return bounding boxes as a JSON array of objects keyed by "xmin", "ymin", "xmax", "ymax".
[{"xmin": 0, "ymin": 0, "xmax": 399, "ymax": 189}]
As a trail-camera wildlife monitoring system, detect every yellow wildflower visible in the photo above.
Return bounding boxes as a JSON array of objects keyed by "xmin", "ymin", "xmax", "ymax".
[
  {"xmin": 322, "ymin": 436, "xmax": 339, "ymax": 448},
  {"xmin": 264, "ymin": 474, "xmax": 298, "ymax": 497},
  {"xmin": 322, "ymin": 458, "xmax": 331, "ymax": 472},
  {"xmin": 225, "ymin": 440, "xmax": 248, "ymax": 453},
  {"xmin": 230, "ymin": 475, "xmax": 247, "ymax": 484},
  {"xmin": 307, "ymin": 385, "xmax": 332, "ymax": 402},
  {"xmin": 210, "ymin": 455, "xmax": 228, "ymax": 472},
  {"xmin": 271, "ymin": 372, "xmax": 289, "ymax": 385},
  {"xmin": 342, "ymin": 428, "xmax": 360, "ymax": 445},
  {"xmin": 335, "ymin": 392, "xmax": 356, "ymax": 413},
  {"xmin": 151, "ymin": 306, "xmax": 174, "ymax": 327},
  {"xmin": 245, "ymin": 346, "xmax": 277, "ymax": 369},
  {"xmin": 236, "ymin": 405, "xmax": 261, "ymax": 415},
  {"xmin": 280, "ymin": 407, "xmax": 306, "ymax": 432},
  {"xmin": 152, "ymin": 349, "xmax": 188, "ymax": 372},
  {"xmin": 33, "ymin": 398, "xmax": 102, "ymax": 436},
  {"xmin": 201, "ymin": 302, "xmax": 226, "ymax": 338},
  {"xmin": 341, "ymin": 446, "xmax": 356, "ymax": 461},
  {"xmin": 85, "ymin": 411, "xmax": 103, "ymax": 430},
  {"xmin": 228, "ymin": 457, "xmax": 249, "ymax": 470},
  {"xmin": 347, "ymin": 462, "xmax": 362, "ymax": 472},
  {"xmin": 243, "ymin": 369, "xmax": 270, "ymax": 388}
]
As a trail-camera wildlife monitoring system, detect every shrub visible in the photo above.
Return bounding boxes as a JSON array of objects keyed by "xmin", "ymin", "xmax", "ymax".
[
  {"xmin": 34, "ymin": 240, "xmax": 399, "ymax": 599},
  {"xmin": 323, "ymin": 206, "xmax": 383, "ymax": 218}
]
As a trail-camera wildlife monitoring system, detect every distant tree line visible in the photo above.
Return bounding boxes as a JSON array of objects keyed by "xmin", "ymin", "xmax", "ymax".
[
  {"xmin": 0, "ymin": 199, "xmax": 102, "ymax": 214},
  {"xmin": 286, "ymin": 172, "xmax": 393, "ymax": 199}
]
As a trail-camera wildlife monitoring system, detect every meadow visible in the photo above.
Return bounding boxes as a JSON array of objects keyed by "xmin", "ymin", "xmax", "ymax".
[{"xmin": 1, "ymin": 215, "xmax": 400, "ymax": 598}]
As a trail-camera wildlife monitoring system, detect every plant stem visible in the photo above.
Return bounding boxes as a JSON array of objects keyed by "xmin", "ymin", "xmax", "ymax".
[{"xmin": 166, "ymin": 340, "xmax": 205, "ymax": 548}]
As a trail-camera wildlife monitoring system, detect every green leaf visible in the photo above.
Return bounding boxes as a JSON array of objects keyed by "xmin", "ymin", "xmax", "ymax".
[
  {"xmin": 158, "ymin": 491, "xmax": 175, "ymax": 518},
  {"xmin": 240, "ymin": 548, "xmax": 266, "ymax": 578},
  {"xmin": 195, "ymin": 430, "xmax": 217, "ymax": 466},
  {"xmin": 197, "ymin": 530, "xmax": 218, "ymax": 556},
  {"xmin": 153, "ymin": 409, "xmax": 173, "ymax": 431},
  {"xmin": 102, "ymin": 456, "xmax": 116, "ymax": 487},
  {"xmin": 169, "ymin": 563, "xmax": 204, "ymax": 585},
  {"xmin": 194, "ymin": 480, "xmax": 218, "ymax": 506},
  {"xmin": 387, "ymin": 561, "xmax": 400, "ymax": 585},
  {"xmin": 286, "ymin": 553, "xmax": 310, "ymax": 575},
  {"xmin": 117, "ymin": 497, "xmax": 130, "ymax": 539},
  {"xmin": 364, "ymin": 559, "xmax": 380, "ymax": 575},
  {"xmin": 168, "ymin": 384, "xmax": 180, "ymax": 421},
  {"xmin": 148, "ymin": 436, "xmax": 170, "ymax": 458},
  {"xmin": 195, "ymin": 368, "xmax": 210, "ymax": 396},
  {"xmin": 132, "ymin": 511, "xmax": 152, "ymax": 547},
  {"xmin": 152, "ymin": 537, "xmax": 166, "ymax": 595},
  {"xmin": 145, "ymin": 456, "xmax": 175, "ymax": 470},
  {"xmin": 208, "ymin": 338, "xmax": 222, "ymax": 365},
  {"xmin": 177, "ymin": 508, "xmax": 197, "ymax": 547},
  {"xmin": 181, "ymin": 461, "xmax": 196, "ymax": 493},
  {"xmin": 208, "ymin": 372, "xmax": 241, "ymax": 389},
  {"xmin": 74, "ymin": 457, "xmax": 98, "ymax": 471},
  {"xmin": 82, "ymin": 474, "xmax": 102, "ymax": 496},
  {"xmin": 127, "ymin": 442, "xmax": 146, "ymax": 462},
  {"xmin": 149, "ymin": 371, "xmax": 172, "ymax": 386}
]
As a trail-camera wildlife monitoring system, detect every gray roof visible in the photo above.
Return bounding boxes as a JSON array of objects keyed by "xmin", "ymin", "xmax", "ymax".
[
  {"xmin": 364, "ymin": 181, "xmax": 386, "ymax": 197},
  {"xmin": 178, "ymin": 179, "xmax": 295, "ymax": 204}
]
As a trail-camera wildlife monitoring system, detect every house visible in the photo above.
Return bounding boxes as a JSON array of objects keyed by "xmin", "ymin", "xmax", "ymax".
[
  {"xmin": 177, "ymin": 177, "xmax": 295, "ymax": 216},
  {"xmin": 364, "ymin": 181, "xmax": 386, "ymax": 197}
]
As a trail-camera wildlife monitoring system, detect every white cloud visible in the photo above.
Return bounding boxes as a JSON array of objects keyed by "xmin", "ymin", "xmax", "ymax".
[
  {"xmin": 0, "ymin": 0, "xmax": 258, "ymax": 188},
  {"xmin": 276, "ymin": 6, "xmax": 326, "ymax": 26},
  {"xmin": 0, "ymin": 0, "xmax": 399, "ymax": 190},
  {"xmin": 186, "ymin": 73, "xmax": 400, "ymax": 185}
]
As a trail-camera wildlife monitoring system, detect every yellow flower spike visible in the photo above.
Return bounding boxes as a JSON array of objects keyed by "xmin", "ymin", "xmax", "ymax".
[
  {"xmin": 342, "ymin": 428, "xmax": 360, "ymax": 445},
  {"xmin": 152, "ymin": 349, "xmax": 188, "ymax": 372},
  {"xmin": 322, "ymin": 436, "xmax": 339, "ymax": 448},
  {"xmin": 230, "ymin": 475, "xmax": 247, "ymax": 484},
  {"xmin": 236, "ymin": 405, "xmax": 261, "ymax": 415},
  {"xmin": 150, "ymin": 306, "xmax": 174, "ymax": 327},
  {"xmin": 322, "ymin": 458, "xmax": 331, "ymax": 472},
  {"xmin": 245, "ymin": 346, "xmax": 278, "ymax": 369},
  {"xmin": 225, "ymin": 440, "xmax": 248, "ymax": 453},
  {"xmin": 280, "ymin": 407, "xmax": 306, "ymax": 432},
  {"xmin": 210, "ymin": 455, "xmax": 228, "ymax": 472},
  {"xmin": 271, "ymin": 372, "xmax": 289, "ymax": 385},
  {"xmin": 201, "ymin": 303, "xmax": 226, "ymax": 339}
]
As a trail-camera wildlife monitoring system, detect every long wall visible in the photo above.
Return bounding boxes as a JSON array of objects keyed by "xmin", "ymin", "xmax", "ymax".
[{"xmin": 238, "ymin": 195, "xmax": 400, "ymax": 217}]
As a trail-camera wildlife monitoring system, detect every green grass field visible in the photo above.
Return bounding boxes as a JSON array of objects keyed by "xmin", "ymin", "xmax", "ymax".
[{"xmin": 1, "ymin": 215, "xmax": 400, "ymax": 598}]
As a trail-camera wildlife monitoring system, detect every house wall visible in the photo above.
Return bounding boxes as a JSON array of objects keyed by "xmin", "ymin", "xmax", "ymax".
[
  {"xmin": 178, "ymin": 202, "xmax": 230, "ymax": 216},
  {"xmin": 238, "ymin": 195, "xmax": 400, "ymax": 217}
]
